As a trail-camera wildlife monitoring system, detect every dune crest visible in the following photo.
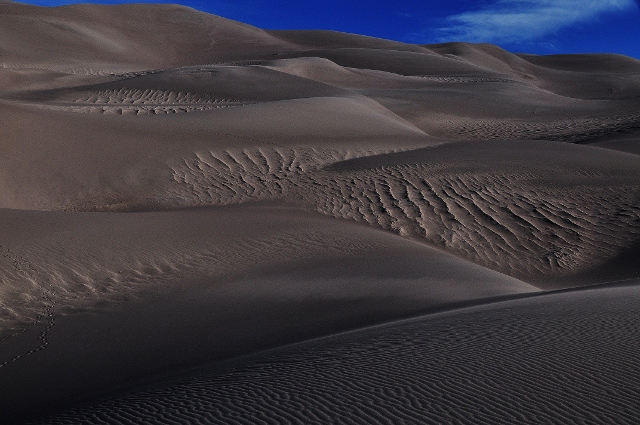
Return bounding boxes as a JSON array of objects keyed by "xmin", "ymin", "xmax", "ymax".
[{"xmin": 0, "ymin": 3, "xmax": 639, "ymax": 423}]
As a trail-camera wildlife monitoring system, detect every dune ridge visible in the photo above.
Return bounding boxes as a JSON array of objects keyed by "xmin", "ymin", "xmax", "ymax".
[
  {"xmin": 0, "ymin": 3, "xmax": 639, "ymax": 424},
  {"xmin": 165, "ymin": 140, "xmax": 640, "ymax": 284},
  {"xmin": 24, "ymin": 283, "xmax": 640, "ymax": 425}
]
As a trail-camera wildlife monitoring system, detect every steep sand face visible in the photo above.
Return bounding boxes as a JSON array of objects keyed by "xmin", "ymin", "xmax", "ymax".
[{"xmin": 1, "ymin": 3, "xmax": 640, "ymax": 423}]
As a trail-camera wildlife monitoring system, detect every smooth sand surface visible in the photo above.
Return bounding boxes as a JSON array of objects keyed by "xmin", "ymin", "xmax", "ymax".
[{"xmin": 1, "ymin": 3, "xmax": 639, "ymax": 423}]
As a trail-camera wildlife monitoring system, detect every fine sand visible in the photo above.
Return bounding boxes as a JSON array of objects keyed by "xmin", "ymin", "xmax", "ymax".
[
  {"xmin": 1, "ymin": 2, "xmax": 639, "ymax": 424},
  {"xmin": 23, "ymin": 282, "xmax": 640, "ymax": 425}
]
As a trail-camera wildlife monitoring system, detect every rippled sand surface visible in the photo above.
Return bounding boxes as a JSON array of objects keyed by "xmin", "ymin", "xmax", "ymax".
[
  {"xmin": 1, "ymin": 2, "xmax": 639, "ymax": 423},
  {"xmin": 28, "ymin": 283, "xmax": 640, "ymax": 425}
]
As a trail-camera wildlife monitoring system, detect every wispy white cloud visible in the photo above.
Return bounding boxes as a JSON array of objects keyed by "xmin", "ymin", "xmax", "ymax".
[{"xmin": 434, "ymin": 0, "xmax": 636, "ymax": 44}]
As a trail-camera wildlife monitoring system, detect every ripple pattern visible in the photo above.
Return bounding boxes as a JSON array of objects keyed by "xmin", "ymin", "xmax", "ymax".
[
  {"xmin": 167, "ymin": 144, "xmax": 640, "ymax": 281},
  {"xmin": 0, "ymin": 217, "xmax": 389, "ymax": 333},
  {"xmin": 435, "ymin": 112, "xmax": 640, "ymax": 143},
  {"xmin": 27, "ymin": 285, "xmax": 640, "ymax": 425},
  {"xmin": 298, "ymin": 165, "xmax": 640, "ymax": 280},
  {"xmin": 168, "ymin": 146, "xmax": 390, "ymax": 206},
  {"xmin": 20, "ymin": 88, "xmax": 251, "ymax": 115}
]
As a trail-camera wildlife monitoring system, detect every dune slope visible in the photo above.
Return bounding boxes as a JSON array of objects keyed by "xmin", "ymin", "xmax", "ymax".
[
  {"xmin": 0, "ymin": 3, "xmax": 639, "ymax": 424},
  {"xmin": 23, "ymin": 282, "xmax": 640, "ymax": 425}
]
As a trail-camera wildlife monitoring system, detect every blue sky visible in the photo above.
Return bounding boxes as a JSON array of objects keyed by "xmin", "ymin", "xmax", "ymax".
[{"xmin": 13, "ymin": 0, "xmax": 640, "ymax": 58}]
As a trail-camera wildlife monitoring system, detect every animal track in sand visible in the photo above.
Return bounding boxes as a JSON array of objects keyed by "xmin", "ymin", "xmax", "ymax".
[{"xmin": 0, "ymin": 244, "xmax": 55, "ymax": 369}]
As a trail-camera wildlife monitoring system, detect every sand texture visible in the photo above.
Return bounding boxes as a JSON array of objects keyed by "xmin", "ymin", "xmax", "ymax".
[
  {"xmin": 0, "ymin": 3, "xmax": 639, "ymax": 424},
  {"xmin": 23, "ymin": 283, "xmax": 640, "ymax": 425}
]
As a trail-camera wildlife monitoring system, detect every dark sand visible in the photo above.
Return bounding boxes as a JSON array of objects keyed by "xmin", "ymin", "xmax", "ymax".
[
  {"xmin": 25, "ymin": 282, "xmax": 640, "ymax": 424},
  {"xmin": 0, "ymin": 2, "xmax": 639, "ymax": 423}
]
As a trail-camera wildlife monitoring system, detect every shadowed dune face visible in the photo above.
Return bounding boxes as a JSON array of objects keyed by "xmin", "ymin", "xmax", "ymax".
[
  {"xmin": 1, "ymin": 3, "xmax": 640, "ymax": 423},
  {"xmin": 0, "ymin": 205, "xmax": 532, "ymax": 336},
  {"xmin": 24, "ymin": 283, "xmax": 640, "ymax": 425},
  {"xmin": 0, "ymin": 205, "xmax": 533, "ymax": 421},
  {"xmin": 518, "ymin": 53, "xmax": 640, "ymax": 75}
]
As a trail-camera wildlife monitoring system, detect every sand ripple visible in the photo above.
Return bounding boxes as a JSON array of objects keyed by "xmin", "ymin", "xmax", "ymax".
[
  {"xmin": 167, "ymin": 142, "xmax": 640, "ymax": 283},
  {"xmin": 435, "ymin": 111, "xmax": 640, "ymax": 143},
  {"xmin": 27, "ymin": 284, "xmax": 640, "ymax": 425},
  {"xmin": 17, "ymin": 88, "xmax": 251, "ymax": 114},
  {"xmin": 300, "ymin": 165, "xmax": 640, "ymax": 281}
]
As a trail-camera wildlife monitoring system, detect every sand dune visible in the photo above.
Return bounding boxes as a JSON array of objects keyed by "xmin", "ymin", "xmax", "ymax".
[
  {"xmin": 0, "ymin": 204, "xmax": 529, "ymax": 332},
  {"xmin": 1, "ymin": 2, "xmax": 639, "ymax": 424},
  {"xmin": 164, "ymin": 139, "xmax": 640, "ymax": 285},
  {"xmin": 0, "ymin": 204, "xmax": 533, "ymax": 422},
  {"xmin": 22, "ymin": 283, "xmax": 640, "ymax": 425},
  {"xmin": 297, "ymin": 141, "xmax": 640, "ymax": 285},
  {"xmin": 432, "ymin": 43, "xmax": 640, "ymax": 100},
  {"xmin": 0, "ymin": 3, "xmax": 295, "ymax": 70}
]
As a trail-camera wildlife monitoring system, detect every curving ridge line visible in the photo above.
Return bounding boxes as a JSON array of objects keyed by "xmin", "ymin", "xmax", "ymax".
[
  {"xmin": 166, "ymin": 144, "xmax": 640, "ymax": 283},
  {"xmin": 25, "ymin": 280, "xmax": 640, "ymax": 425}
]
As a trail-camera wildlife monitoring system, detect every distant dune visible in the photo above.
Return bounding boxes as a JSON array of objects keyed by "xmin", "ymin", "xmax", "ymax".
[{"xmin": 0, "ymin": 3, "xmax": 639, "ymax": 424}]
